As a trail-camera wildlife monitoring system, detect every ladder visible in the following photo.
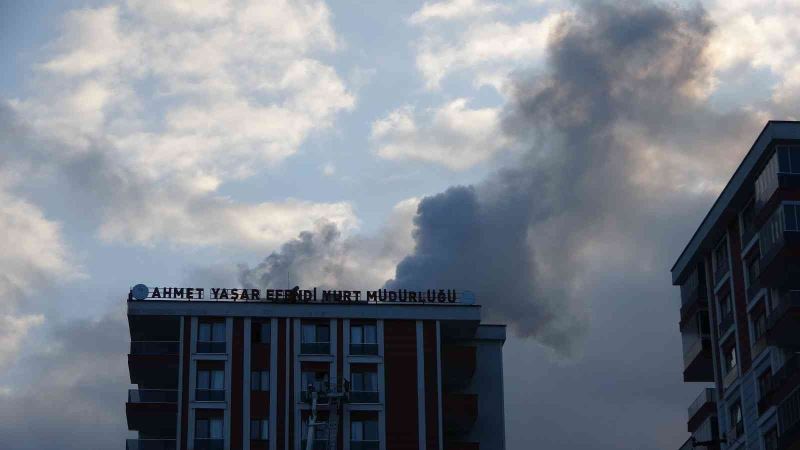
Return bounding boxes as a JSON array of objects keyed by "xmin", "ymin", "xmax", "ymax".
[
  {"xmin": 326, "ymin": 397, "xmax": 340, "ymax": 450},
  {"xmin": 304, "ymin": 379, "xmax": 349, "ymax": 450}
]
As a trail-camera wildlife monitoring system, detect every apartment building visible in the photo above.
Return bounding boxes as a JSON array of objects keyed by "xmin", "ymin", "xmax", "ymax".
[
  {"xmin": 125, "ymin": 286, "xmax": 506, "ymax": 450},
  {"xmin": 672, "ymin": 121, "xmax": 800, "ymax": 450}
]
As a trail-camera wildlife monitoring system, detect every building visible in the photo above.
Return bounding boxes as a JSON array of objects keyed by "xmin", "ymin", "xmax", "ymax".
[
  {"xmin": 125, "ymin": 286, "xmax": 506, "ymax": 450},
  {"xmin": 671, "ymin": 121, "xmax": 800, "ymax": 450}
]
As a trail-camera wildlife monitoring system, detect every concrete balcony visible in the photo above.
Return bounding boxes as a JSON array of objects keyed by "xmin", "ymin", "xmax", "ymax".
[
  {"xmin": 767, "ymin": 291, "xmax": 800, "ymax": 347},
  {"xmin": 682, "ymin": 335, "xmax": 714, "ymax": 382},
  {"xmin": 680, "ymin": 267, "xmax": 708, "ymax": 323},
  {"xmin": 128, "ymin": 341, "xmax": 179, "ymax": 389},
  {"xmin": 126, "ymin": 390, "xmax": 178, "ymax": 435},
  {"xmin": 687, "ymin": 388, "xmax": 716, "ymax": 433},
  {"xmin": 758, "ymin": 205, "xmax": 800, "ymax": 287}
]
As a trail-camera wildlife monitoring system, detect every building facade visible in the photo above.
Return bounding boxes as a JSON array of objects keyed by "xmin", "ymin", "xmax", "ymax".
[
  {"xmin": 125, "ymin": 288, "xmax": 506, "ymax": 450},
  {"xmin": 672, "ymin": 121, "xmax": 800, "ymax": 450}
]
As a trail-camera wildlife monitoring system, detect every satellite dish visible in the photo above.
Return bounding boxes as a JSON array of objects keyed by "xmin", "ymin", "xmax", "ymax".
[{"xmin": 132, "ymin": 284, "xmax": 149, "ymax": 300}]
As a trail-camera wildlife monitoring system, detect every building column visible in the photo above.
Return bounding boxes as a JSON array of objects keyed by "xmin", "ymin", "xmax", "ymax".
[{"xmin": 416, "ymin": 320, "xmax": 426, "ymax": 450}]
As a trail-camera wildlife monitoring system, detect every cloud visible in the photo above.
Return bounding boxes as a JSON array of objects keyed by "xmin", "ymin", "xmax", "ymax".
[
  {"xmin": 370, "ymin": 99, "xmax": 509, "ymax": 170},
  {"xmin": 410, "ymin": 2, "xmax": 564, "ymax": 90},
  {"xmin": 240, "ymin": 197, "xmax": 419, "ymax": 291},
  {"xmin": 388, "ymin": 0, "xmax": 760, "ymax": 355},
  {"xmin": 409, "ymin": 0, "xmax": 504, "ymax": 24}
]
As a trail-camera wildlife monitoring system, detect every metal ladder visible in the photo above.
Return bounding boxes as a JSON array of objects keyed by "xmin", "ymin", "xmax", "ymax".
[{"xmin": 326, "ymin": 397, "xmax": 340, "ymax": 450}]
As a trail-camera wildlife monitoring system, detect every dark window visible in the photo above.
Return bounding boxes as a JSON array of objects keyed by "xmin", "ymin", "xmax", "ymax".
[
  {"xmin": 198, "ymin": 321, "xmax": 226, "ymax": 353},
  {"xmin": 752, "ymin": 309, "xmax": 767, "ymax": 341},
  {"xmin": 741, "ymin": 200, "xmax": 756, "ymax": 238},
  {"xmin": 252, "ymin": 322, "xmax": 271, "ymax": 344},
  {"xmin": 747, "ymin": 257, "xmax": 760, "ymax": 286},
  {"xmin": 764, "ymin": 426, "xmax": 778, "ymax": 450},
  {"xmin": 196, "ymin": 417, "xmax": 223, "ymax": 438},
  {"xmin": 351, "ymin": 419, "xmax": 379, "ymax": 441},
  {"xmin": 251, "ymin": 371, "xmax": 269, "ymax": 391},
  {"xmin": 729, "ymin": 401, "xmax": 743, "ymax": 437},
  {"xmin": 197, "ymin": 369, "xmax": 225, "ymax": 401},
  {"xmin": 250, "ymin": 419, "xmax": 268, "ymax": 440},
  {"xmin": 723, "ymin": 343, "xmax": 737, "ymax": 374},
  {"xmin": 714, "ymin": 239, "xmax": 729, "ymax": 276},
  {"xmin": 720, "ymin": 294, "xmax": 732, "ymax": 318},
  {"xmin": 301, "ymin": 370, "xmax": 329, "ymax": 392},
  {"xmin": 758, "ymin": 370, "xmax": 772, "ymax": 401},
  {"xmin": 302, "ymin": 323, "xmax": 330, "ymax": 343}
]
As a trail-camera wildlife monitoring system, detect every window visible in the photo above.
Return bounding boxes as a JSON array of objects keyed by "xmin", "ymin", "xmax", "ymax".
[
  {"xmin": 251, "ymin": 371, "xmax": 269, "ymax": 391},
  {"xmin": 723, "ymin": 343, "xmax": 737, "ymax": 374},
  {"xmin": 302, "ymin": 418, "xmax": 328, "ymax": 442},
  {"xmin": 764, "ymin": 426, "xmax": 778, "ymax": 450},
  {"xmin": 719, "ymin": 294, "xmax": 733, "ymax": 320},
  {"xmin": 301, "ymin": 322, "xmax": 330, "ymax": 354},
  {"xmin": 301, "ymin": 371, "xmax": 329, "ymax": 392},
  {"xmin": 714, "ymin": 239, "xmax": 729, "ymax": 277},
  {"xmin": 747, "ymin": 256, "xmax": 760, "ymax": 287},
  {"xmin": 252, "ymin": 322, "xmax": 271, "ymax": 344},
  {"xmin": 250, "ymin": 419, "xmax": 268, "ymax": 440},
  {"xmin": 350, "ymin": 370, "xmax": 379, "ymax": 403},
  {"xmin": 351, "ymin": 323, "xmax": 378, "ymax": 355},
  {"xmin": 198, "ymin": 321, "xmax": 226, "ymax": 353},
  {"xmin": 741, "ymin": 199, "xmax": 756, "ymax": 239},
  {"xmin": 351, "ymin": 419, "xmax": 379, "ymax": 441},
  {"xmin": 752, "ymin": 309, "xmax": 767, "ymax": 342},
  {"xmin": 197, "ymin": 369, "xmax": 225, "ymax": 401},
  {"xmin": 196, "ymin": 417, "xmax": 223, "ymax": 439},
  {"xmin": 758, "ymin": 370, "xmax": 772, "ymax": 402},
  {"xmin": 729, "ymin": 401, "xmax": 743, "ymax": 438}
]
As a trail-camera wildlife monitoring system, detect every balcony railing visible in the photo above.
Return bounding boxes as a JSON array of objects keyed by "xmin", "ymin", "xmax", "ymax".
[
  {"xmin": 196, "ymin": 341, "xmax": 226, "ymax": 354},
  {"xmin": 300, "ymin": 440, "xmax": 328, "ymax": 450},
  {"xmin": 688, "ymin": 388, "xmax": 715, "ymax": 423},
  {"xmin": 194, "ymin": 439, "xmax": 224, "ymax": 450},
  {"xmin": 350, "ymin": 441, "xmax": 380, "ymax": 450},
  {"xmin": 130, "ymin": 341, "xmax": 179, "ymax": 355},
  {"xmin": 349, "ymin": 391, "xmax": 379, "ymax": 404},
  {"xmin": 195, "ymin": 389, "xmax": 225, "ymax": 401},
  {"xmin": 779, "ymin": 387, "xmax": 800, "ymax": 449},
  {"xmin": 126, "ymin": 439, "xmax": 177, "ymax": 450},
  {"xmin": 680, "ymin": 267, "xmax": 707, "ymax": 308},
  {"xmin": 350, "ymin": 343, "xmax": 379, "ymax": 356},
  {"xmin": 128, "ymin": 389, "xmax": 178, "ymax": 403},
  {"xmin": 300, "ymin": 342, "xmax": 330, "ymax": 355}
]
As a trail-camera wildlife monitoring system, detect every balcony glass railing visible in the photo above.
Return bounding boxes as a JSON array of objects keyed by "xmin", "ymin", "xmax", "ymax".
[
  {"xmin": 130, "ymin": 341, "xmax": 179, "ymax": 355},
  {"xmin": 680, "ymin": 267, "xmax": 706, "ymax": 307},
  {"xmin": 126, "ymin": 439, "xmax": 177, "ymax": 450},
  {"xmin": 349, "ymin": 391, "xmax": 379, "ymax": 404},
  {"xmin": 300, "ymin": 342, "xmax": 330, "ymax": 355},
  {"xmin": 194, "ymin": 439, "xmax": 224, "ymax": 450},
  {"xmin": 688, "ymin": 388, "xmax": 715, "ymax": 421},
  {"xmin": 195, "ymin": 389, "xmax": 225, "ymax": 401},
  {"xmin": 196, "ymin": 341, "xmax": 226, "ymax": 354},
  {"xmin": 755, "ymin": 151, "xmax": 781, "ymax": 211},
  {"xmin": 128, "ymin": 389, "xmax": 178, "ymax": 403},
  {"xmin": 349, "ymin": 343, "xmax": 379, "ymax": 355},
  {"xmin": 779, "ymin": 387, "xmax": 800, "ymax": 447},
  {"xmin": 350, "ymin": 441, "xmax": 380, "ymax": 450}
]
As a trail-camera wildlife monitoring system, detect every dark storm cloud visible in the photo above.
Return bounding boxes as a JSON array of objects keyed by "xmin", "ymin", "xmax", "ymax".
[{"xmin": 388, "ymin": 0, "xmax": 760, "ymax": 354}]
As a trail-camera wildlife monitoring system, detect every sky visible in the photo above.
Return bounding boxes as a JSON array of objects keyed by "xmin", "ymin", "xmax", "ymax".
[{"xmin": 1, "ymin": 0, "xmax": 799, "ymax": 448}]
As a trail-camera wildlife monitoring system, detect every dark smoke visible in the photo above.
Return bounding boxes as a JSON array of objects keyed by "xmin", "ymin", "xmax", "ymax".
[{"xmin": 386, "ymin": 0, "xmax": 759, "ymax": 354}]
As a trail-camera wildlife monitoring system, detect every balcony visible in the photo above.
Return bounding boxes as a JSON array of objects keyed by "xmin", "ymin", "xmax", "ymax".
[
  {"xmin": 682, "ymin": 335, "xmax": 714, "ymax": 382},
  {"xmin": 680, "ymin": 267, "xmax": 708, "ymax": 322},
  {"xmin": 300, "ymin": 342, "xmax": 331, "ymax": 355},
  {"xmin": 758, "ymin": 204, "xmax": 800, "ymax": 287},
  {"xmin": 350, "ymin": 442, "xmax": 380, "ymax": 450},
  {"xmin": 763, "ymin": 354, "xmax": 800, "ymax": 414},
  {"xmin": 687, "ymin": 388, "xmax": 716, "ymax": 433},
  {"xmin": 300, "ymin": 440, "xmax": 328, "ymax": 450},
  {"xmin": 350, "ymin": 343, "xmax": 379, "ymax": 356},
  {"xmin": 718, "ymin": 312, "xmax": 734, "ymax": 335},
  {"xmin": 767, "ymin": 291, "xmax": 800, "ymax": 347},
  {"xmin": 778, "ymin": 387, "xmax": 800, "ymax": 449},
  {"xmin": 126, "ymin": 439, "xmax": 176, "ymax": 450},
  {"xmin": 196, "ymin": 341, "xmax": 226, "ymax": 354},
  {"xmin": 443, "ymin": 345, "xmax": 477, "ymax": 390},
  {"xmin": 126, "ymin": 390, "xmax": 178, "ymax": 434},
  {"xmin": 128, "ymin": 342, "xmax": 179, "ymax": 388},
  {"xmin": 444, "ymin": 393, "xmax": 478, "ymax": 435},
  {"xmin": 754, "ymin": 147, "xmax": 800, "ymax": 225},
  {"xmin": 349, "ymin": 391, "xmax": 379, "ymax": 404},
  {"xmin": 194, "ymin": 439, "xmax": 224, "ymax": 450},
  {"xmin": 195, "ymin": 389, "xmax": 225, "ymax": 402}
]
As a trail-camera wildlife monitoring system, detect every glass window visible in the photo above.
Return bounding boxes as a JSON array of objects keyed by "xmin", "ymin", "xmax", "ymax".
[
  {"xmin": 260, "ymin": 323, "xmax": 270, "ymax": 343},
  {"xmin": 758, "ymin": 370, "xmax": 772, "ymax": 401},
  {"xmin": 302, "ymin": 324, "xmax": 330, "ymax": 343},
  {"xmin": 352, "ymin": 371, "xmax": 378, "ymax": 391},
  {"xmin": 197, "ymin": 369, "xmax": 224, "ymax": 389},
  {"xmin": 351, "ymin": 326, "xmax": 363, "ymax": 345},
  {"xmin": 724, "ymin": 344, "xmax": 737, "ymax": 373},
  {"xmin": 714, "ymin": 239, "xmax": 729, "ymax": 275},
  {"xmin": 720, "ymin": 294, "xmax": 732, "ymax": 318},
  {"xmin": 199, "ymin": 322, "xmax": 225, "ymax": 342},
  {"xmin": 196, "ymin": 417, "xmax": 223, "ymax": 439},
  {"xmin": 199, "ymin": 323, "xmax": 211, "ymax": 342},
  {"xmin": 212, "ymin": 323, "xmax": 225, "ymax": 342},
  {"xmin": 730, "ymin": 401, "xmax": 743, "ymax": 435},
  {"xmin": 753, "ymin": 310, "xmax": 767, "ymax": 341},
  {"xmin": 251, "ymin": 419, "xmax": 268, "ymax": 440},
  {"xmin": 197, "ymin": 370, "xmax": 210, "ymax": 389},
  {"xmin": 747, "ymin": 257, "xmax": 760, "ymax": 286},
  {"xmin": 301, "ymin": 371, "xmax": 329, "ymax": 391},
  {"xmin": 251, "ymin": 371, "xmax": 269, "ymax": 391},
  {"xmin": 351, "ymin": 419, "xmax": 378, "ymax": 441}
]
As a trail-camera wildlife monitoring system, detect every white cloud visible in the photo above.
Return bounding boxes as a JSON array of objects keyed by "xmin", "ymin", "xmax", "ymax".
[
  {"xmin": 371, "ymin": 99, "xmax": 509, "ymax": 170},
  {"xmin": 410, "ymin": 0, "xmax": 504, "ymax": 24},
  {"xmin": 9, "ymin": 0, "xmax": 358, "ymax": 250},
  {"xmin": 410, "ymin": 2, "xmax": 564, "ymax": 90}
]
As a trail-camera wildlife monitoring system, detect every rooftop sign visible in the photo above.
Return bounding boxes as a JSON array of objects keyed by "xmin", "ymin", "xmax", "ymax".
[{"xmin": 129, "ymin": 284, "xmax": 474, "ymax": 305}]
